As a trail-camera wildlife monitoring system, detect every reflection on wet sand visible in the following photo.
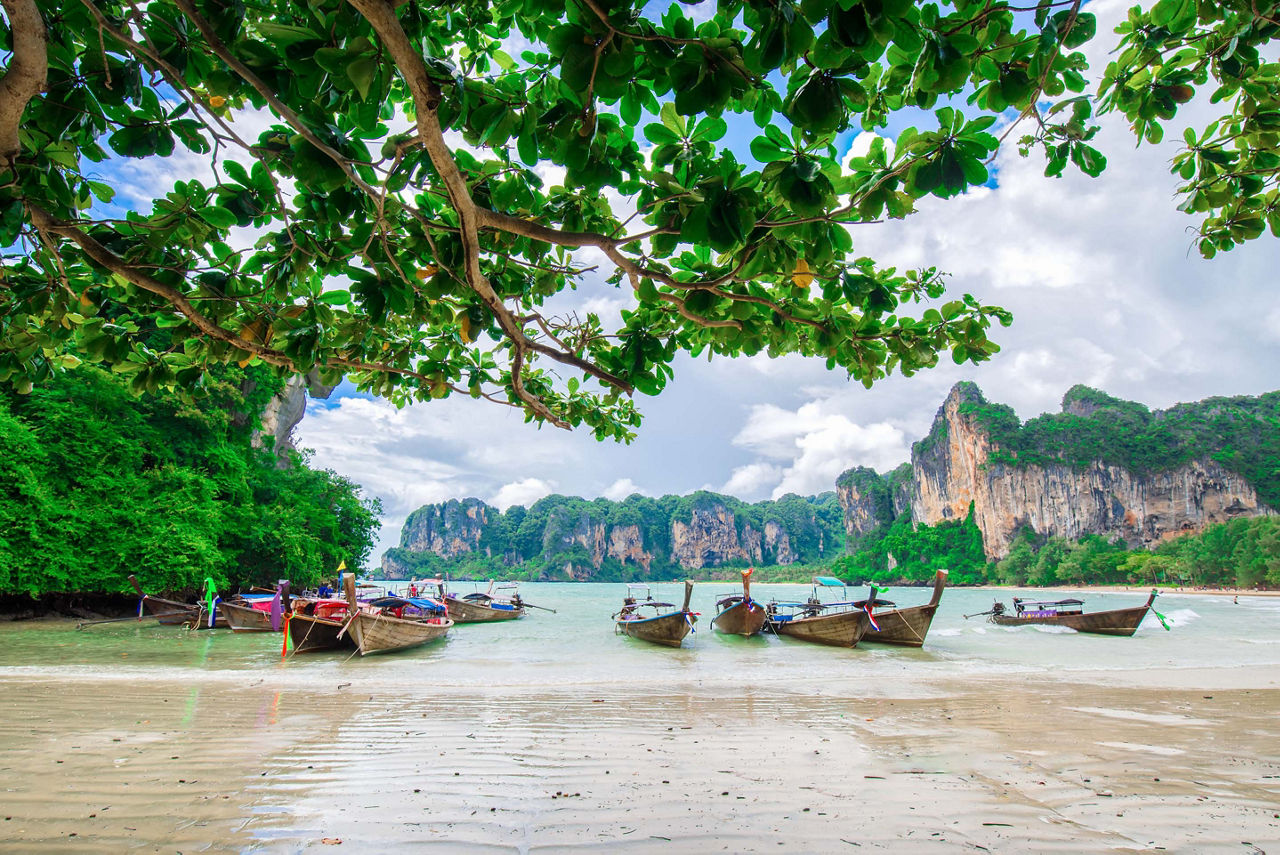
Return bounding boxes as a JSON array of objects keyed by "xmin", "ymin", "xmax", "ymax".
[{"xmin": 1, "ymin": 676, "xmax": 1277, "ymax": 852}]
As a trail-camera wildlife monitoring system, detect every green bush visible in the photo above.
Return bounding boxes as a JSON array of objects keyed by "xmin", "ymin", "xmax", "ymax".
[{"xmin": 0, "ymin": 366, "xmax": 380, "ymax": 596}]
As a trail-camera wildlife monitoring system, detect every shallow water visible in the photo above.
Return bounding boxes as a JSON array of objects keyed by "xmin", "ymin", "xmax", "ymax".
[
  {"xmin": 1, "ymin": 584, "xmax": 1276, "ymax": 694},
  {"xmin": 2, "ymin": 584, "xmax": 1278, "ymax": 852}
]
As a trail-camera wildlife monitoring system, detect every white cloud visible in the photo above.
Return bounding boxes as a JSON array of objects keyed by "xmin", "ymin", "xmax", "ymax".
[
  {"xmin": 491, "ymin": 477, "xmax": 557, "ymax": 511},
  {"xmin": 602, "ymin": 478, "xmax": 648, "ymax": 501},
  {"xmin": 719, "ymin": 463, "xmax": 784, "ymax": 499},
  {"xmin": 730, "ymin": 401, "xmax": 913, "ymax": 499}
]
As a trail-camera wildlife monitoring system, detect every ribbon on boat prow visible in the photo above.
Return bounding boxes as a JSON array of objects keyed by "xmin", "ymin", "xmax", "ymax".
[
  {"xmin": 203, "ymin": 577, "xmax": 220, "ymax": 628},
  {"xmin": 864, "ymin": 583, "xmax": 881, "ymax": 632},
  {"xmin": 1151, "ymin": 589, "xmax": 1172, "ymax": 631}
]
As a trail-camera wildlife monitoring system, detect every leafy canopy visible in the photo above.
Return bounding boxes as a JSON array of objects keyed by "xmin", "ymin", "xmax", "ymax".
[{"xmin": 0, "ymin": 0, "xmax": 1274, "ymax": 438}]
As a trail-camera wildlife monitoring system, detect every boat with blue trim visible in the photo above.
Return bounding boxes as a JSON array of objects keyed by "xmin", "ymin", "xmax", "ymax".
[{"xmin": 765, "ymin": 576, "xmax": 870, "ymax": 648}]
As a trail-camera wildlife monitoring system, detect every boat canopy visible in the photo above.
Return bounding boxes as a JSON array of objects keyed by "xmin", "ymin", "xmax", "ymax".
[
  {"xmin": 367, "ymin": 595, "xmax": 447, "ymax": 613},
  {"xmin": 238, "ymin": 593, "xmax": 278, "ymax": 602},
  {"xmin": 1016, "ymin": 598, "xmax": 1084, "ymax": 607},
  {"xmin": 813, "ymin": 576, "xmax": 846, "ymax": 587}
]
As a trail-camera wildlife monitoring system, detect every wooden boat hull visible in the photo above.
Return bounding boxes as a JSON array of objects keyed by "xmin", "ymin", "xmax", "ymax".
[
  {"xmin": 446, "ymin": 596, "xmax": 524, "ymax": 623},
  {"xmin": 132, "ymin": 580, "xmax": 226, "ymax": 629},
  {"xmin": 348, "ymin": 612, "xmax": 452, "ymax": 655},
  {"xmin": 219, "ymin": 601, "xmax": 276, "ymax": 633},
  {"xmin": 287, "ymin": 614, "xmax": 354, "ymax": 653},
  {"xmin": 862, "ymin": 604, "xmax": 939, "ymax": 647},
  {"xmin": 863, "ymin": 570, "xmax": 948, "ymax": 647},
  {"xmin": 712, "ymin": 600, "xmax": 767, "ymax": 636},
  {"xmin": 768, "ymin": 609, "xmax": 869, "ymax": 648},
  {"xmin": 990, "ymin": 604, "xmax": 1151, "ymax": 636},
  {"xmin": 617, "ymin": 611, "xmax": 695, "ymax": 647}
]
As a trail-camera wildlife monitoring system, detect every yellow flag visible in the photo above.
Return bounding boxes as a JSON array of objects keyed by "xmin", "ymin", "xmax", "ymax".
[{"xmin": 336, "ymin": 560, "xmax": 347, "ymax": 572}]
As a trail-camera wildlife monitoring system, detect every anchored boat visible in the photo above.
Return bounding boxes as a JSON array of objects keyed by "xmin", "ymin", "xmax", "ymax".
[
  {"xmin": 444, "ymin": 580, "xmax": 526, "ymax": 623},
  {"xmin": 615, "ymin": 581, "xmax": 698, "ymax": 648},
  {"xmin": 128, "ymin": 575, "xmax": 227, "ymax": 629},
  {"xmin": 285, "ymin": 574, "xmax": 358, "ymax": 654},
  {"xmin": 969, "ymin": 589, "xmax": 1165, "ymax": 636},
  {"xmin": 856, "ymin": 569, "xmax": 949, "ymax": 647},
  {"xmin": 765, "ymin": 576, "xmax": 870, "ymax": 648},
  {"xmin": 219, "ymin": 580, "xmax": 290, "ymax": 633},
  {"xmin": 711, "ymin": 568, "xmax": 767, "ymax": 637},
  {"xmin": 345, "ymin": 594, "xmax": 453, "ymax": 655}
]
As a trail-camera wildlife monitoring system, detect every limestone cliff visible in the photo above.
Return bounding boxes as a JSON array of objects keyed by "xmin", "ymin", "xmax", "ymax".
[
  {"xmin": 399, "ymin": 498, "xmax": 491, "ymax": 558},
  {"xmin": 251, "ymin": 370, "xmax": 336, "ymax": 462},
  {"xmin": 382, "ymin": 491, "xmax": 841, "ymax": 578},
  {"xmin": 907, "ymin": 383, "xmax": 1272, "ymax": 558},
  {"xmin": 835, "ymin": 464, "xmax": 911, "ymax": 542}
]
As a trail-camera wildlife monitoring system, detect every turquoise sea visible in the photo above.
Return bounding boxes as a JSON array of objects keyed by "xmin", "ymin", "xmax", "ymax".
[{"xmin": 0, "ymin": 583, "xmax": 1275, "ymax": 691}]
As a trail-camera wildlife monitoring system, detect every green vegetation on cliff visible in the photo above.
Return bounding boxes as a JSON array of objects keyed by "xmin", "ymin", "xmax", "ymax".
[
  {"xmin": 0, "ymin": 367, "xmax": 381, "ymax": 597},
  {"xmin": 385, "ymin": 491, "xmax": 844, "ymax": 581},
  {"xmin": 832, "ymin": 503, "xmax": 988, "ymax": 586},
  {"xmin": 960, "ymin": 385, "xmax": 1280, "ymax": 506}
]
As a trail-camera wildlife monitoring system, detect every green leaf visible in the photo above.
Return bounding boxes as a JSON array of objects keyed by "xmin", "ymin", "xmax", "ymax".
[
  {"xmin": 199, "ymin": 206, "xmax": 238, "ymax": 229},
  {"xmin": 347, "ymin": 56, "xmax": 377, "ymax": 101},
  {"xmin": 317, "ymin": 289, "xmax": 351, "ymax": 306}
]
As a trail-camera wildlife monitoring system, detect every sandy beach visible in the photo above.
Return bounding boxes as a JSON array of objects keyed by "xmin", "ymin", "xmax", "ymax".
[{"xmin": 1, "ymin": 671, "xmax": 1277, "ymax": 852}]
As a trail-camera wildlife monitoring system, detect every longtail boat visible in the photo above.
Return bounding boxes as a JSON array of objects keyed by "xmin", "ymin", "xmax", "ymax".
[
  {"xmin": 128, "ymin": 575, "xmax": 227, "ymax": 629},
  {"xmin": 219, "ymin": 581, "xmax": 290, "ymax": 633},
  {"xmin": 285, "ymin": 573, "xmax": 357, "ymax": 654},
  {"xmin": 968, "ymin": 589, "xmax": 1165, "ymax": 636},
  {"xmin": 441, "ymin": 580, "xmax": 527, "ymax": 623},
  {"xmin": 765, "ymin": 577, "xmax": 870, "ymax": 648},
  {"xmin": 856, "ymin": 569, "xmax": 948, "ymax": 647},
  {"xmin": 345, "ymin": 595, "xmax": 453, "ymax": 655},
  {"xmin": 712, "ymin": 568, "xmax": 767, "ymax": 636},
  {"xmin": 615, "ymin": 581, "xmax": 697, "ymax": 647}
]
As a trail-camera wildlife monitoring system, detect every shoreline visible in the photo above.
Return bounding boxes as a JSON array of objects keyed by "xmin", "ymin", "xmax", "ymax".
[{"xmin": 2, "ymin": 581, "xmax": 1275, "ymax": 622}]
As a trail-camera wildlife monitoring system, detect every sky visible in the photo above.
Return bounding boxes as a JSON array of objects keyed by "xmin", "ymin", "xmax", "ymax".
[{"xmin": 96, "ymin": 0, "xmax": 1280, "ymax": 561}]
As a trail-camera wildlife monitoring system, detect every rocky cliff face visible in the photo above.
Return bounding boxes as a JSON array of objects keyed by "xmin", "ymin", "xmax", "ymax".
[
  {"xmin": 383, "ymin": 492, "xmax": 831, "ymax": 577},
  {"xmin": 251, "ymin": 370, "xmax": 336, "ymax": 462},
  {"xmin": 399, "ymin": 498, "xmax": 491, "ymax": 558},
  {"xmin": 909, "ymin": 383, "xmax": 1271, "ymax": 558},
  {"xmin": 836, "ymin": 465, "xmax": 911, "ymax": 541},
  {"xmin": 608, "ymin": 524, "xmax": 652, "ymax": 570},
  {"xmin": 670, "ymin": 505, "xmax": 759, "ymax": 569}
]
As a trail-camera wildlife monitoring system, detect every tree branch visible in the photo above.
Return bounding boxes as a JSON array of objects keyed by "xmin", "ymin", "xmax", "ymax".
[
  {"xmin": 347, "ymin": 0, "xmax": 640, "ymax": 423},
  {"xmin": 0, "ymin": 0, "xmax": 47, "ymax": 167}
]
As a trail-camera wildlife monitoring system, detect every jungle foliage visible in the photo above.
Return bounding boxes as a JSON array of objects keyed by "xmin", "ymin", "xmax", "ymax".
[
  {"xmin": 992, "ymin": 517, "xmax": 1280, "ymax": 588},
  {"xmin": 0, "ymin": 365, "xmax": 380, "ymax": 596},
  {"xmin": 3, "ymin": 0, "xmax": 1276, "ymax": 437},
  {"xmin": 831, "ymin": 502, "xmax": 988, "ymax": 585}
]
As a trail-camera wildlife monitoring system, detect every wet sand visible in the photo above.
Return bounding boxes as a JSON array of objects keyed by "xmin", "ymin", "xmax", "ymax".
[{"xmin": 1, "ymin": 671, "xmax": 1277, "ymax": 852}]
